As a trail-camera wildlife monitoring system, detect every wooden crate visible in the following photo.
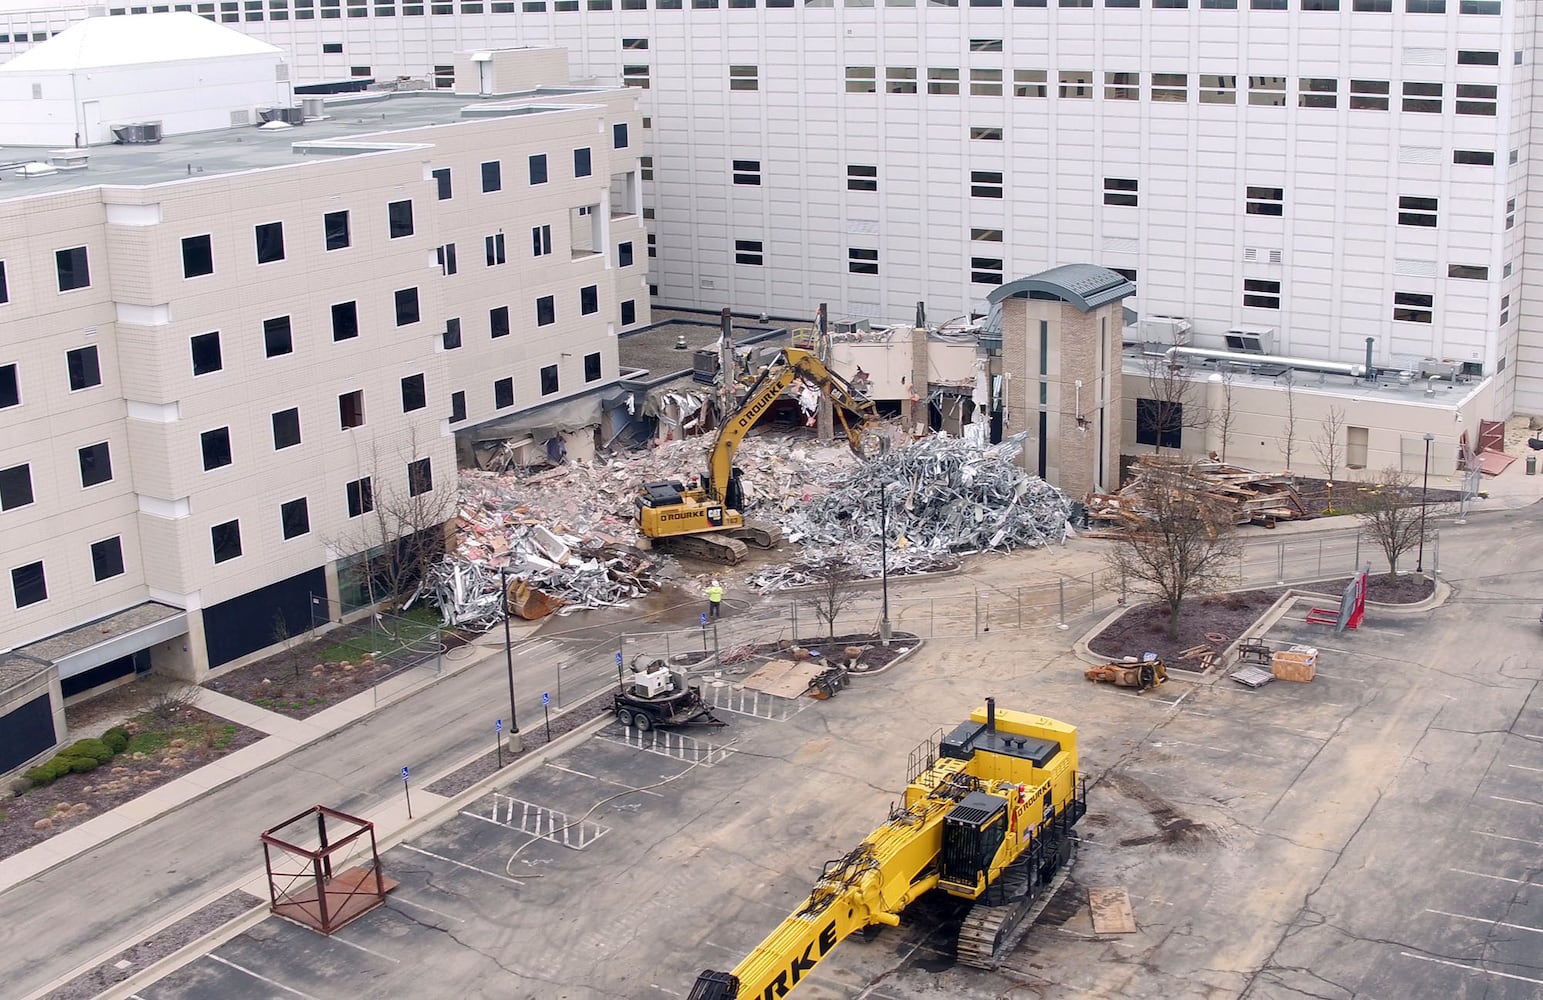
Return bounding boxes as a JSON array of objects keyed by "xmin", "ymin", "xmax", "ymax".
[{"xmin": 1271, "ymin": 649, "xmax": 1317, "ymax": 682}]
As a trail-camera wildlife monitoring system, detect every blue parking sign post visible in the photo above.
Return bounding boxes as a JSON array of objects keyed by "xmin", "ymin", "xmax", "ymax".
[
  {"xmin": 615, "ymin": 650, "xmax": 624, "ymax": 686},
  {"xmin": 701, "ymin": 612, "xmax": 708, "ymax": 651},
  {"xmin": 401, "ymin": 766, "xmax": 412, "ymax": 819},
  {"xmin": 495, "ymin": 719, "xmax": 503, "ymax": 769},
  {"xmin": 542, "ymin": 692, "xmax": 552, "ymax": 743}
]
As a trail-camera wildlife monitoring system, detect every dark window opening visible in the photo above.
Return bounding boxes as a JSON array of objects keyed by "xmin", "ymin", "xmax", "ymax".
[
  {"xmin": 182, "ymin": 234, "xmax": 214, "ymax": 277},
  {"xmin": 280, "ymin": 498, "xmax": 310, "ymax": 539},
  {"xmin": 339, "ymin": 389, "xmax": 365, "ymax": 429},
  {"xmin": 210, "ymin": 520, "xmax": 242, "ymax": 563},
  {"xmin": 254, "ymin": 221, "xmax": 285, "ymax": 263},
  {"xmin": 272, "ymin": 407, "xmax": 301, "ymax": 449},
  {"xmin": 264, "ymin": 316, "xmax": 293, "ymax": 357},
  {"xmin": 540, "ymin": 364, "xmax": 559, "ymax": 395},
  {"xmin": 201, "ymin": 427, "xmax": 232, "ymax": 470},
  {"xmin": 78, "ymin": 441, "xmax": 112, "ymax": 487},
  {"xmin": 67, "ymin": 346, "xmax": 101, "ymax": 390},
  {"xmin": 91, "ymin": 536, "xmax": 125, "ymax": 579},
  {"xmin": 401, "ymin": 373, "xmax": 426, "ymax": 412},
  {"xmin": 1135, "ymin": 398, "xmax": 1183, "ymax": 449}
]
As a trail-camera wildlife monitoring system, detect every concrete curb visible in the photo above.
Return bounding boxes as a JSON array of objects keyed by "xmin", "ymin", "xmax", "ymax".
[
  {"xmin": 845, "ymin": 635, "xmax": 926, "ymax": 677},
  {"xmin": 96, "ymin": 702, "xmax": 613, "ymax": 1000}
]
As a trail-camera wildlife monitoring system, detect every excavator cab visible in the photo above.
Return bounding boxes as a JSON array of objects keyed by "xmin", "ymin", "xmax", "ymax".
[{"xmin": 938, "ymin": 791, "xmax": 1009, "ymax": 895}]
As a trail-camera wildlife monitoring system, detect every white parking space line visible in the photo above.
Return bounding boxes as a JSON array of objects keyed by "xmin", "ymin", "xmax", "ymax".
[
  {"xmin": 1401, "ymin": 952, "xmax": 1543, "ymax": 987},
  {"xmin": 1507, "ymin": 763, "xmax": 1543, "ymax": 774},
  {"xmin": 398, "ymin": 844, "xmax": 526, "ymax": 886},
  {"xmin": 206, "ymin": 954, "xmax": 320, "ymax": 998},
  {"xmin": 330, "ymin": 933, "xmax": 402, "ymax": 964},
  {"xmin": 1449, "ymin": 867, "xmax": 1536, "ymax": 885},
  {"xmin": 389, "ymin": 895, "xmax": 466, "ymax": 923},
  {"xmin": 1472, "ymin": 830, "xmax": 1543, "ymax": 848},
  {"xmin": 544, "ymin": 761, "xmax": 662, "ymax": 796},
  {"xmin": 1425, "ymin": 909, "xmax": 1543, "ymax": 935},
  {"xmin": 1310, "ymin": 671, "xmax": 1367, "ymax": 684},
  {"xmin": 1490, "ymin": 795, "xmax": 1543, "ymax": 809}
]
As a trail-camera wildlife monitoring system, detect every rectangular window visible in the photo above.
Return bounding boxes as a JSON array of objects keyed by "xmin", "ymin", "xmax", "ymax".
[
  {"xmin": 1151, "ymin": 72, "xmax": 1186, "ymax": 102},
  {"xmin": 970, "ymin": 37, "xmax": 1003, "ymax": 51},
  {"xmin": 1104, "ymin": 71, "xmax": 1139, "ymax": 101},
  {"xmin": 450, "ymin": 390, "xmax": 466, "ymax": 423},
  {"xmin": 1398, "ymin": 195, "xmax": 1438, "ymax": 227},
  {"xmin": 1456, "ymin": 83, "xmax": 1497, "ymax": 116},
  {"xmin": 622, "ymin": 36, "xmax": 647, "ymax": 48},
  {"xmin": 1459, "ymin": 0, "xmax": 1500, "ymax": 11},
  {"xmin": 388, "ymin": 200, "xmax": 414, "ymax": 238},
  {"xmin": 407, "ymin": 457, "xmax": 433, "ymax": 496},
  {"xmin": 0, "ymin": 261, "xmax": 7, "ymax": 304},
  {"xmin": 401, "ymin": 373, "xmax": 426, "ymax": 412},
  {"xmin": 1300, "ymin": 0, "xmax": 1336, "ymax": 7},
  {"xmin": 201, "ymin": 427, "xmax": 232, "ymax": 470},
  {"xmin": 971, "ymin": 228, "xmax": 1004, "ymax": 242},
  {"xmin": 494, "ymin": 377, "xmax": 514, "ymax": 409},
  {"xmin": 540, "ymin": 364, "xmax": 559, "ymax": 396},
  {"xmin": 846, "ymin": 66, "xmax": 877, "ymax": 93},
  {"xmin": 272, "ymin": 407, "xmax": 301, "ymax": 449},
  {"xmin": 537, "ymin": 295, "xmax": 556, "ymax": 326},
  {"xmin": 1013, "ymin": 70, "xmax": 1047, "ymax": 97},
  {"xmin": 1248, "ymin": 75, "xmax": 1287, "ymax": 106},
  {"xmin": 254, "ymin": 221, "xmax": 285, "ymax": 263},
  {"xmin": 580, "ymin": 284, "xmax": 599, "ymax": 315},
  {"xmin": 622, "ymin": 64, "xmax": 649, "ymax": 88},
  {"xmin": 67, "ymin": 346, "xmax": 101, "ymax": 390},
  {"xmin": 1402, "ymin": 82, "xmax": 1442, "ymax": 113},
  {"xmin": 338, "ymin": 389, "xmax": 364, "ymax": 429},
  {"xmin": 91, "ymin": 536, "xmax": 125, "ymax": 579},
  {"xmin": 970, "ymin": 257, "xmax": 1004, "ymax": 284},
  {"xmin": 280, "ymin": 498, "xmax": 309, "ymax": 539},
  {"xmin": 437, "ymin": 243, "xmax": 457, "ymax": 275},
  {"xmin": 485, "ymin": 233, "xmax": 506, "ymax": 266},
  {"xmin": 1135, "ymin": 399, "xmax": 1182, "ymax": 449},
  {"xmin": 1453, "ymin": 149, "xmax": 1494, "ymax": 165},
  {"xmin": 647, "ymin": 234, "xmax": 657, "ymax": 259},
  {"xmin": 529, "ymin": 154, "xmax": 548, "ymax": 185},
  {"xmin": 55, "ymin": 246, "xmax": 90, "ymax": 292},
  {"xmin": 1243, "ymin": 278, "xmax": 1281, "ymax": 309},
  {"xmin": 971, "ymin": 170, "xmax": 1004, "ymax": 198},
  {"xmin": 1458, "ymin": 50, "xmax": 1500, "ymax": 65},
  {"xmin": 482, "ymin": 160, "xmax": 502, "ymax": 193},
  {"xmin": 0, "ymin": 464, "xmax": 34, "ymax": 510},
  {"xmin": 730, "ymin": 64, "xmax": 758, "ymax": 91},
  {"xmin": 886, "ymin": 66, "xmax": 917, "ymax": 94},
  {"xmin": 532, "ymin": 224, "xmax": 553, "ymax": 256},
  {"xmin": 1405, "ymin": 0, "xmax": 1443, "ymax": 9},
  {"xmin": 0, "ymin": 364, "xmax": 16, "ymax": 409},
  {"xmin": 1393, "ymin": 291, "xmax": 1433, "ymax": 323},
  {"xmin": 970, "ymin": 68, "xmax": 1003, "ymax": 97},
  {"xmin": 346, "ymin": 476, "xmax": 373, "ymax": 517},
  {"xmin": 489, "ymin": 305, "xmax": 510, "ymax": 338},
  {"xmin": 1353, "ymin": 0, "xmax": 1390, "ymax": 8},
  {"xmin": 331, "ymin": 301, "xmax": 359, "ymax": 341},
  {"xmin": 1507, "ymin": 197, "xmax": 1516, "ymax": 229},
  {"xmin": 848, "ymin": 247, "xmax": 879, "ymax": 275},
  {"xmin": 1299, "ymin": 78, "xmax": 1336, "ymax": 108},
  {"xmin": 263, "ymin": 316, "xmax": 293, "ymax": 357},
  {"xmin": 573, "ymin": 146, "xmax": 592, "ymax": 177},
  {"xmin": 78, "ymin": 442, "xmax": 112, "ymax": 487},
  {"xmin": 324, "ymin": 210, "xmax": 351, "ymax": 250},
  {"xmin": 1350, "ymin": 79, "xmax": 1389, "ymax": 110},
  {"xmin": 190, "ymin": 331, "xmax": 223, "ymax": 375},
  {"xmin": 618, "ymin": 241, "xmax": 634, "ymax": 267},
  {"xmin": 621, "ymin": 300, "xmax": 636, "ymax": 325},
  {"xmin": 847, "ymin": 164, "xmax": 878, "ymax": 192},
  {"xmin": 1251, "ymin": 0, "xmax": 1285, "ymax": 7},
  {"xmin": 1447, "ymin": 264, "xmax": 1488, "ymax": 279},
  {"xmin": 970, "ymin": 126, "xmax": 1003, "ymax": 141},
  {"xmin": 585, "ymin": 351, "xmax": 602, "ymax": 382},
  {"xmin": 394, "ymin": 287, "xmax": 420, "ymax": 326},
  {"xmin": 443, "ymin": 317, "xmax": 462, "ymax": 350},
  {"xmin": 433, "ymin": 166, "xmax": 452, "ymax": 199},
  {"xmin": 1246, "ymin": 186, "xmax": 1284, "ymax": 216},
  {"xmin": 928, "ymin": 67, "xmax": 960, "ymax": 95},
  {"xmin": 12, "ymin": 561, "xmax": 47, "ymax": 607},
  {"xmin": 1058, "ymin": 70, "xmax": 1093, "ymax": 99},
  {"xmin": 640, "ymin": 156, "xmax": 653, "ymax": 181},
  {"xmin": 182, "ymin": 234, "xmax": 214, "ymax": 277},
  {"xmin": 733, "ymin": 159, "xmax": 762, "ymax": 185},
  {"xmin": 735, "ymin": 239, "xmax": 764, "ymax": 265},
  {"xmin": 613, "ymin": 123, "xmax": 629, "ymax": 149},
  {"xmin": 1103, "ymin": 177, "xmax": 1138, "ymax": 207},
  {"xmin": 1199, "ymin": 74, "xmax": 1236, "ymax": 104}
]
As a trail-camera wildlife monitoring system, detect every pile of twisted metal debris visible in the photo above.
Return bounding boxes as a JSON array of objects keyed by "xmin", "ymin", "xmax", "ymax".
[
  {"xmin": 746, "ymin": 432, "xmax": 1073, "ymax": 590},
  {"xmin": 1083, "ymin": 456, "xmax": 1307, "ymax": 534}
]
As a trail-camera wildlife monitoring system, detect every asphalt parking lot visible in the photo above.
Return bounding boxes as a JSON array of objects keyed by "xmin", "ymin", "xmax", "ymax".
[{"xmin": 135, "ymin": 562, "xmax": 1542, "ymax": 1000}]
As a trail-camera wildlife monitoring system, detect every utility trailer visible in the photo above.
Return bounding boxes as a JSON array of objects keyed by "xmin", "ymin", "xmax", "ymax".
[{"xmin": 613, "ymin": 661, "xmax": 726, "ymax": 731}]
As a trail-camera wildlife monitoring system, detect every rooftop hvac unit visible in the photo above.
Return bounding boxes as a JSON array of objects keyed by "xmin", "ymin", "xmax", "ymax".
[
  {"xmin": 111, "ymin": 121, "xmax": 163, "ymax": 144},
  {"xmin": 258, "ymin": 105, "xmax": 306, "ymax": 126},
  {"xmin": 1418, "ymin": 358, "xmax": 1463, "ymax": 381},
  {"xmin": 833, "ymin": 318, "xmax": 871, "ymax": 336},
  {"xmin": 47, "ymin": 149, "xmax": 89, "ymax": 170},
  {"xmin": 301, "ymin": 97, "xmax": 327, "ymax": 120},
  {"xmin": 1224, "ymin": 327, "xmax": 1276, "ymax": 355}
]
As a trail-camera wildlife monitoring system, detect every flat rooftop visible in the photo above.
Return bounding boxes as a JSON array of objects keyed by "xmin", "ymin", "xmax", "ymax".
[
  {"xmin": 0, "ymin": 88, "xmax": 609, "ymax": 197},
  {"xmin": 617, "ymin": 318, "xmax": 790, "ymax": 385}
]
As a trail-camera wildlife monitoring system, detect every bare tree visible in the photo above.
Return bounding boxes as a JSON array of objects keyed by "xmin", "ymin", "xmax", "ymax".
[
  {"xmin": 1211, "ymin": 370, "xmax": 1238, "ymax": 464},
  {"xmin": 1105, "ymin": 466, "xmax": 1241, "ymax": 638},
  {"xmin": 1309, "ymin": 405, "xmax": 1347, "ymax": 484},
  {"xmin": 1139, "ymin": 355, "xmax": 1208, "ymax": 455},
  {"xmin": 1276, "ymin": 373, "xmax": 1298, "ymax": 474},
  {"xmin": 271, "ymin": 612, "xmax": 310, "ymax": 681},
  {"xmin": 331, "ymin": 428, "xmax": 457, "ymax": 609},
  {"xmin": 1354, "ymin": 466, "xmax": 1426, "ymax": 579},
  {"xmin": 804, "ymin": 557, "xmax": 861, "ymax": 640}
]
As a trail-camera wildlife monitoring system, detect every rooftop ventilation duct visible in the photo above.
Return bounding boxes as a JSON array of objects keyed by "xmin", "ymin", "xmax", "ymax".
[
  {"xmin": 1164, "ymin": 346, "xmax": 1366, "ymax": 379},
  {"xmin": 111, "ymin": 121, "xmax": 163, "ymax": 144}
]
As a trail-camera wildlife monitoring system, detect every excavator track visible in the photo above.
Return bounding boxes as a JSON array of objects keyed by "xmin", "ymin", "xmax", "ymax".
[
  {"xmin": 956, "ymin": 838, "xmax": 1078, "ymax": 970},
  {"xmin": 654, "ymin": 532, "xmax": 750, "ymax": 565}
]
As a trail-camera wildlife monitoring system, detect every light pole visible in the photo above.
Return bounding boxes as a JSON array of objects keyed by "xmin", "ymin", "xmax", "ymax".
[
  {"xmin": 1415, "ymin": 432, "xmax": 1434, "ymax": 574},
  {"xmin": 879, "ymin": 483, "xmax": 892, "ymax": 646},
  {"xmin": 499, "ymin": 566, "xmax": 521, "ymax": 752}
]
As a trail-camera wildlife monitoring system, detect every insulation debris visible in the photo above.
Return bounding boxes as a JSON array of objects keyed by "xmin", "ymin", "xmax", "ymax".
[
  {"xmin": 1085, "ymin": 456, "xmax": 1307, "ymax": 533},
  {"xmin": 745, "ymin": 432, "xmax": 1073, "ymax": 591}
]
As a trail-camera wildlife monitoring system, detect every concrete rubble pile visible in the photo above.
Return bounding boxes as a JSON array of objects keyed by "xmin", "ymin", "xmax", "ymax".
[
  {"xmin": 747, "ymin": 432, "xmax": 1073, "ymax": 591},
  {"xmin": 1083, "ymin": 455, "xmax": 1306, "ymax": 534}
]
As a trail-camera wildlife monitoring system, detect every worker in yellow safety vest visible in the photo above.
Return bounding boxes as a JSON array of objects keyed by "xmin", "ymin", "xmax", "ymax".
[{"xmin": 706, "ymin": 580, "xmax": 724, "ymax": 619}]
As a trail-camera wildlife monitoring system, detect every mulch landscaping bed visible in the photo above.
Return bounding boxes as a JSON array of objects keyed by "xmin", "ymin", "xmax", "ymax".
[
  {"xmin": 1088, "ymin": 573, "xmax": 1434, "ymax": 671},
  {"xmin": 1287, "ymin": 477, "xmax": 1463, "ymax": 519},
  {"xmin": 0, "ymin": 709, "xmax": 264, "ymax": 862},
  {"xmin": 672, "ymin": 632, "xmax": 919, "ymax": 673},
  {"xmin": 205, "ymin": 612, "xmax": 470, "ymax": 720}
]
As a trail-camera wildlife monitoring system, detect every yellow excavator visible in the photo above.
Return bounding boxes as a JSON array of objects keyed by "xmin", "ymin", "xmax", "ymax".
[
  {"xmin": 636, "ymin": 347, "xmax": 879, "ymax": 564},
  {"xmin": 689, "ymin": 700, "xmax": 1086, "ymax": 999}
]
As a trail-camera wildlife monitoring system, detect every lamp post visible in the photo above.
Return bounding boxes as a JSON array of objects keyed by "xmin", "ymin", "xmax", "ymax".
[
  {"xmin": 1416, "ymin": 432, "xmax": 1434, "ymax": 574},
  {"xmin": 498, "ymin": 566, "xmax": 521, "ymax": 752},
  {"xmin": 879, "ymin": 483, "xmax": 892, "ymax": 646}
]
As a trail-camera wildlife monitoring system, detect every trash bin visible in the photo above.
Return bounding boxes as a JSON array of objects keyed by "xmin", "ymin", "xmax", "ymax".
[{"xmin": 1529, "ymin": 455, "xmax": 1538, "ymax": 476}]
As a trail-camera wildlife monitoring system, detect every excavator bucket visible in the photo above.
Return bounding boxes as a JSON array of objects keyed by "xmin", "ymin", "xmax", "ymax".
[{"xmin": 506, "ymin": 578, "xmax": 562, "ymax": 620}]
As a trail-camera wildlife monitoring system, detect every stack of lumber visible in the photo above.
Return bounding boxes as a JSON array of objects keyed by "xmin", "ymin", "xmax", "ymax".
[{"xmin": 1085, "ymin": 456, "xmax": 1307, "ymax": 535}]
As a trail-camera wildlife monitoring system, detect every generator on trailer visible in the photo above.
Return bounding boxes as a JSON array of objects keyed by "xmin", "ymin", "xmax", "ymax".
[{"xmin": 613, "ymin": 660, "xmax": 725, "ymax": 731}]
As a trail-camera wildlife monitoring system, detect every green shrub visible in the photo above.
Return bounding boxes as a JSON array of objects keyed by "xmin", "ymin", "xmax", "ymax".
[
  {"xmin": 62, "ymin": 754, "xmax": 99, "ymax": 774},
  {"xmin": 67, "ymin": 738, "xmax": 115, "ymax": 764},
  {"xmin": 25, "ymin": 758, "xmax": 73, "ymax": 785},
  {"xmin": 102, "ymin": 728, "xmax": 131, "ymax": 754}
]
